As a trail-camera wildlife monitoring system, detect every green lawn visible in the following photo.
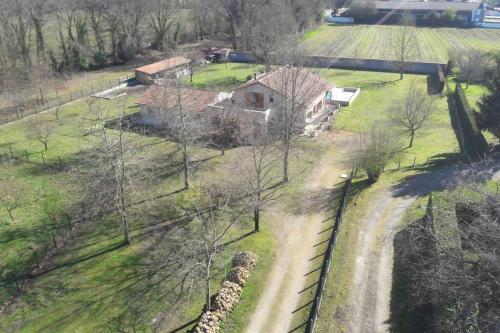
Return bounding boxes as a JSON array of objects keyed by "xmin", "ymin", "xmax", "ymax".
[
  {"xmin": 189, "ymin": 63, "xmax": 265, "ymax": 90},
  {"xmin": 321, "ymin": 69, "xmax": 459, "ymax": 165},
  {"xmin": 0, "ymin": 63, "xmax": 327, "ymax": 332},
  {"xmin": 304, "ymin": 24, "xmax": 500, "ymax": 63}
]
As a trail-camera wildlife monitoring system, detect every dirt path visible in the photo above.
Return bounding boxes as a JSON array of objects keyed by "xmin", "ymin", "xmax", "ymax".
[
  {"xmin": 348, "ymin": 163, "xmax": 500, "ymax": 333},
  {"xmin": 245, "ymin": 134, "xmax": 352, "ymax": 333}
]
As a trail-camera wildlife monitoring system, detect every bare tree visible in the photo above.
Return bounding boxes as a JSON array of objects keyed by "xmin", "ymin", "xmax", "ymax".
[
  {"xmin": 147, "ymin": 82, "xmax": 201, "ymax": 189},
  {"xmin": 207, "ymin": 0, "xmax": 241, "ymax": 50},
  {"xmin": 453, "ymin": 49, "xmax": 489, "ymax": 89},
  {"xmin": 391, "ymin": 14, "xmax": 416, "ymax": 80},
  {"xmin": 0, "ymin": 178, "xmax": 26, "ymax": 224},
  {"xmin": 183, "ymin": 183, "xmax": 242, "ymax": 310},
  {"xmin": 210, "ymin": 106, "xmax": 241, "ymax": 155},
  {"xmin": 149, "ymin": 0, "xmax": 177, "ymax": 51},
  {"xmin": 83, "ymin": 0, "xmax": 106, "ymax": 55},
  {"xmin": 26, "ymin": 0, "xmax": 49, "ymax": 64},
  {"xmin": 353, "ymin": 124, "xmax": 401, "ymax": 183},
  {"xmin": 81, "ymin": 106, "xmax": 135, "ymax": 245},
  {"xmin": 235, "ymin": 123, "xmax": 281, "ymax": 232},
  {"xmin": 28, "ymin": 119, "xmax": 56, "ymax": 151},
  {"xmin": 270, "ymin": 43, "xmax": 325, "ymax": 183},
  {"xmin": 390, "ymin": 80, "xmax": 435, "ymax": 148},
  {"xmin": 248, "ymin": 0, "xmax": 297, "ymax": 72}
]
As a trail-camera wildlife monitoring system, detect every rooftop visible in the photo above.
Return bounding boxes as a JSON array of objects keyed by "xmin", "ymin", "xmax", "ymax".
[
  {"xmin": 135, "ymin": 57, "xmax": 190, "ymax": 75},
  {"xmin": 237, "ymin": 67, "xmax": 333, "ymax": 105},
  {"xmin": 364, "ymin": 1, "xmax": 482, "ymax": 12},
  {"xmin": 137, "ymin": 86, "xmax": 220, "ymax": 113}
]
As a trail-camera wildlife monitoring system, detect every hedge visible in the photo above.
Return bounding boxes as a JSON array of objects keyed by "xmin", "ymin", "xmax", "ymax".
[{"xmin": 453, "ymin": 84, "xmax": 488, "ymax": 159}]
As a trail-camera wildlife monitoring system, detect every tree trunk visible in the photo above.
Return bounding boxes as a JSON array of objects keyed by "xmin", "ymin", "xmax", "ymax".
[
  {"xmin": 43, "ymin": 142, "xmax": 48, "ymax": 151},
  {"xmin": 283, "ymin": 144, "xmax": 289, "ymax": 184},
  {"xmin": 120, "ymin": 193, "xmax": 131, "ymax": 245},
  {"xmin": 229, "ymin": 19, "xmax": 237, "ymax": 50},
  {"xmin": 205, "ymin": 276, "xmax": 211, "ymax": 310},
  {"xmin": 6, "ymin": 208, "xmax": 15, "ymax": 223},
  {"xmin": 253, "ymin": 206, "xmax": 260, "ymax": 232},
  {"xmin": 409, "ymin": 131, "xmax": 415, "ymax": 148},
  {"xmin": 183, "ymin": 144, "xmax": 189, "ymax": 189}
]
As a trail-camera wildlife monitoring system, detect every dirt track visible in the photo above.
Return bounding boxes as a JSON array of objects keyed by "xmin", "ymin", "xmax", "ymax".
[
  {"xmin": 348, "ymin": 163, "xmax": 500, "ymax": 333},
  {"xmin": 245, "ymin": 133, "xmax": 352, "ymax": 333}
]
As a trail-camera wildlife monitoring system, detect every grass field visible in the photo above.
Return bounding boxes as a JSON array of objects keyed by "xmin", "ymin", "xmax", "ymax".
[
  {"xmin": 304, "ymin": 24, "xmax": 500, "ymax": 62},
  {"xmin": 320, "ymin": 69, "xmax": 459, "ymax": 165},
  {"xmin": 0, "ymin": 63, "xmax": 330, "ymax": 332}
]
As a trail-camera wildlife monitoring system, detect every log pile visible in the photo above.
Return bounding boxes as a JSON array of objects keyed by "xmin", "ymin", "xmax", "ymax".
[{"xmin": 194, "ymin": 251, "xmax": 258, "ymax": 333}]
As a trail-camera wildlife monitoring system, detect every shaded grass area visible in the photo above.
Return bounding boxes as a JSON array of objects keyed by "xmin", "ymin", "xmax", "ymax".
[{"xmin": 304, "ymin": 24, "xmax": 500, "ymax": 63}]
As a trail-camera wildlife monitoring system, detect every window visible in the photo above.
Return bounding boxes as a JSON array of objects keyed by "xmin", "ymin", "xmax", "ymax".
[
  {"xmin": 270, "ymin": 96, "xmax": 274, "ymax": 103},
  {"xmin": 245, "ymin": 92, "xmax": 265, "ymax": 109}
]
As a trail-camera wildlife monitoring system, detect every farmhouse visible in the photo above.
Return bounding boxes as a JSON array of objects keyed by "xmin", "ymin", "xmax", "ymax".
[
  {"xmin": 136, "ymin": 85, "xmax": 230, "ymax": 128},
  {"xmin": 135, "ymin": 57, "xmax": 191, "ymax": 85},
  {"xmin": 208, "ymin": 67, "xmax": 337, "ymax": 136},
  {"xmin": 136, "ymin": 67, "xmax": 341, "ymax": 139}
]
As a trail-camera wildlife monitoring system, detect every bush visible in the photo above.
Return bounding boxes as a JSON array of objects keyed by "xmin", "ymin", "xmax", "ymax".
[
  {"xmin": 93, "ymin": 51, "xmax": 108, "ymax": 68},
  {"xmin": 353, "ymin": 125, "xmax": 401, "ymax": 183}
]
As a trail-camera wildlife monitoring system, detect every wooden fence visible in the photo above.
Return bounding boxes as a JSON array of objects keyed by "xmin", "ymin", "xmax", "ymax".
[{"xmin": 0, "ymin": 74, "xmax": 134, "ymax": 126}]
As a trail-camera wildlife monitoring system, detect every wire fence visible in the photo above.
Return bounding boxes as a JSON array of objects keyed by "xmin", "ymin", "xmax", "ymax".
[
  {"xmin": 306, "ymin": 168, "xmax": 354, "ymax": 333},
  {"xmin": 0, "ymin": 146, "xmax": 84, "ymax": 314},
  {"xmin": 0, "ymin": 75, "xmax": 133, "ymax": 126}
]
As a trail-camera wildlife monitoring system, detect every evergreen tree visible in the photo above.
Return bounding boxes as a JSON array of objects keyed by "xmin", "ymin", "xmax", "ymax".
[{"xmin": 477, "ymin": 54, "xmax": 500, "ymax": 141}]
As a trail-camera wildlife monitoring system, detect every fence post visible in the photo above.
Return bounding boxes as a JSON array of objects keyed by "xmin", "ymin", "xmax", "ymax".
[
  {"xmin": 66, "ymin": 214, "xmax": 72, "ymax": 230},
  {"xmin": 13, "ymin": 275, "xmax": 20, "ymax": 292},
  {"xmin": 51, "ymin": 231, "xmax": 57, "ymax": 248},
  {"xmin": 413, "ymin": 157, "xmax": 416, "ymax": 167},
  {"xmin": 398, "ymin": 159, "xmax": 401, "ymax": 170},
  {"xmin": 33, "ymin": 250, "xmax": 40, "ymax": 268},
  {"xmin": 9, "ymin": 145, "xmax": 13, "ymax": 159},
  {"xmin": 58, "ymin": 155, "xmax": 63, "ymax": 169}
]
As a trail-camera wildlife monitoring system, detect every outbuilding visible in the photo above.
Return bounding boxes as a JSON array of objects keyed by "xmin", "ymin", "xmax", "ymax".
[{"xmin": 134, "ymin": 57, "xmax": 191, "ymax": 85}]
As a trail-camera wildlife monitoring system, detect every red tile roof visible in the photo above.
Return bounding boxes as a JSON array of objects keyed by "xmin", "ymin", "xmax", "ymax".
[
  {"xmin": 135, "ymin": 57, "xmax": 190, "ymax": 75},
  {"xmin": 237, "ymin": 67, "xmax": 333, "ymax": 105},
  {"xmin": 137, "ymin": 86, "xmax": 219, "ymax": 113}
]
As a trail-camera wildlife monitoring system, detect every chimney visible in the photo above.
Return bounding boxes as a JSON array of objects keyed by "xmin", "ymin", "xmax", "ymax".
[{"xmin": 253, "ymin": 73, "xmax": 257, "ymax": 80}]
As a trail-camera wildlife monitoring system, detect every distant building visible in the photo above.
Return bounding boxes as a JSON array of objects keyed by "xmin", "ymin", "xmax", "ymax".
[
  {"xmin": 135, "ymin": 57, "xmax": 191, "ymax": 85},
  {"xmin": 349, "ymin": 1, "xmax": 486, "ymax": 24}
]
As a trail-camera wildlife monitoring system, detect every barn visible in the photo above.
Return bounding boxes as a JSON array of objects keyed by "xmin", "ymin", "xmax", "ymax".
[{"xmin": 134, "ymin": 57, "xmax": 191, "ymax": 85}]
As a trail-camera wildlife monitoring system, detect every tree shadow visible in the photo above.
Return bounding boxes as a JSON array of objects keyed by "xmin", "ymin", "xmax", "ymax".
[
  {"xmin": 391, "ymin": 158, "xmax": 500, "ymax": 199},
  {"xmin": 293, "ymin": 184, "xmax": 344, "ymax": 216},
  {"xmin": 390, "ymin": 222, "xmax": 434, "ymax": 333}
]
